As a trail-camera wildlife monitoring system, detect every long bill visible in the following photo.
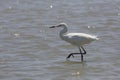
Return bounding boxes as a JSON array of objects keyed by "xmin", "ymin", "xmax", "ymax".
[{"xmin": 49, "ymin": 26, "xmax": 56, "ymax": 28}]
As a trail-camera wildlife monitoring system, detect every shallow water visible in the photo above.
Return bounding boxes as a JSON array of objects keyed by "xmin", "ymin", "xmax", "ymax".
[{"xmin": 0, "ymin": 0, "xmax": 120, "ymax": 80}]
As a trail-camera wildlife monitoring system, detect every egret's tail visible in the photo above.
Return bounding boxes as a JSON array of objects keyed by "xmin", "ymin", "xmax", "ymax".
[
  {"xmin": 94, "ymin": 36, "xmax": 99, "ymax": 40},
  {"xmin": 95, "ymin": 37, "xmax": 99, "ymax": 40},
  {"xmin": 92, "ymin": 35, "xmax": 99, "ymax": 40}
]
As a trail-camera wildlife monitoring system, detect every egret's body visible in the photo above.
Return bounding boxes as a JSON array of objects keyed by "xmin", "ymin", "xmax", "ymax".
[
  {"xmin": 50, "ymin": 23, "xmax": 99, "ymax": 61},
  {"xmin": 61, "ymin": 33, "xmax": 98, "ymax": 46}
]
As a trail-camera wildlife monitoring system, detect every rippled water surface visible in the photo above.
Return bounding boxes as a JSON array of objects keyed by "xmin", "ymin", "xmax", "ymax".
[{"xmin": 0, "ymin": 0, "xmax": 120, "ymax": 80}]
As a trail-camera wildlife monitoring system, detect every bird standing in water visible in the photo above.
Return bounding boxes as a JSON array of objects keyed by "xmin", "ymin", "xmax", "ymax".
[{"xmin": 50, "ymin": 23, "xmax": 99, "ymax": 61}]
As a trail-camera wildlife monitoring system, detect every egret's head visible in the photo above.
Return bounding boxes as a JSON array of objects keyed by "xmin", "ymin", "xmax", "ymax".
[{"xmin": 50, "ymin": 23, "xmax": 67, "ymax": 28}]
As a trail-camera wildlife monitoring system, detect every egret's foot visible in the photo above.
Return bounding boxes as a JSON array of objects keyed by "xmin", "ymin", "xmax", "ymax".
[
  {"xmin": 66, "ymin": 53, "xmax": 74, "ymax": 59},
  {"xmin": 66, "ymin": 53, "xmax": 85, "ymax": 62},
  {"xmin": 66, "ymin": 53, "xmax": 83, "ymax": 59}
]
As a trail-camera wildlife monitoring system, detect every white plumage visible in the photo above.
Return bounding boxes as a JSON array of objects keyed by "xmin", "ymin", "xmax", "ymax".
[
  {"xmin": 50, "ymin": 23, "xmax": 99, "ymax": 61},
  {"xmin": 62, "ymin": 33, "xmax": 98, "ymax": 46}
]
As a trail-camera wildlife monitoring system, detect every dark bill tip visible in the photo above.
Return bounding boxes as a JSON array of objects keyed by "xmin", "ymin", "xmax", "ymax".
[{"xmin": 49, "ymin": 26, "xmax": 56, "ymax": 28}]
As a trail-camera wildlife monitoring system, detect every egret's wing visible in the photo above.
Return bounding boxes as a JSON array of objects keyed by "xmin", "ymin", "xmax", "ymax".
[
  {"xmin": 64, "ymin": 34, "xmax": 88, "ymax": 45},
  {"xmin": 64, "ymin": 33, "xmax": 98, "ymax": 45},
  {"xmin": 67, "ymin": 33, "xmax": 98, "ymax": 40}
]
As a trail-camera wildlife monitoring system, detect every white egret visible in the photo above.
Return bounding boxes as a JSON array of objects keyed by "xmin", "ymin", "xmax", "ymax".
[{"xmin": 50, "ymin": 23, "xmax": 99, "ymax": 61}]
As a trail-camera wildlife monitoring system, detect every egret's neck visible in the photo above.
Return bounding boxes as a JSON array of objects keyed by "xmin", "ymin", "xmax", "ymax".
[{"xmin": 59, "ymin": 26, "xmax": 68, "ymax": 39}]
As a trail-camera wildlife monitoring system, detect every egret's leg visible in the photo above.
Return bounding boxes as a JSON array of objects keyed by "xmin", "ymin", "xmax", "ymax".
[
  {"xmin": 79, "ymin": 47, "xmax": 83, "ymax": 61},
  {"xmin": 66, "ymin": 47, "xmax": 86, "ymax": 61},
  {"xmin": 81, "ymin": 46, "xmax": 86, "ymax": 55}
]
